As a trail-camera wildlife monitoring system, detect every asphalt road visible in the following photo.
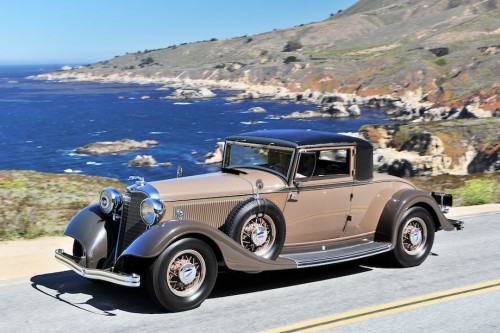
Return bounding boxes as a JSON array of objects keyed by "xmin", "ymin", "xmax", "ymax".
[{"xmin": 1, "ymin": 211, "xmax": 499, "ymax": 333}]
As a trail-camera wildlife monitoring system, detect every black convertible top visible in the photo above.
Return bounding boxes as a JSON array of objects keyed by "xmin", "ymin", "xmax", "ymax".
[{"xmin": 226, "ymin": 129, "xmax": 374, "ymax": 181}]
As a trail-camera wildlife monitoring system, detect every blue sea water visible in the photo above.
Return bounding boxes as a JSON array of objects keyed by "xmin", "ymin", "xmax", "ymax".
[{"xmin": 0, "ymin": 65, "xmax": 394, "ymax": 182}]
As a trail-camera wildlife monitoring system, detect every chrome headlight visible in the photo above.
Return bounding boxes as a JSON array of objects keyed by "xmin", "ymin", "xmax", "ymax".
[
  {"xmin": 99, "ymin": 188, "xmax": 122, "ymax": 214},
  {"xmin": 140, "ymin": 198, "xmax": 165, "ymax": 226}
]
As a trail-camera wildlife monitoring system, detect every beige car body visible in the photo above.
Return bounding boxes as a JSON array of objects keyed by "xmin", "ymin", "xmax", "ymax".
[{"xmin": 153, "ymin": 166, "xmax": 415, "ymax": 254}]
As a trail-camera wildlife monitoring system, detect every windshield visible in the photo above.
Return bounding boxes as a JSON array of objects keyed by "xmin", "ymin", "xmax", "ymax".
[{"xmin": 223, "ymin": 142, "xmax": 294, "ymax": 179}]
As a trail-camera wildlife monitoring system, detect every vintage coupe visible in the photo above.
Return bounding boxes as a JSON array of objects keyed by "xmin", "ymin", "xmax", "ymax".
[{"xmin": 55, "ymin": 130, "xmax": 463, "ymax": 312}]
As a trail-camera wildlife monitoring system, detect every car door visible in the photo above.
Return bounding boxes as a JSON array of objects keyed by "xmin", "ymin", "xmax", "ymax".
[{"xmin": 282, "ymin": 147, "xmax": 354, "ymax": 247}]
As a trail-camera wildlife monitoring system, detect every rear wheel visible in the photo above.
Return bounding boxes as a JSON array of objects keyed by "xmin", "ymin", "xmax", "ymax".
[
  {"xmin": 389, "ymin": 207, "xmax": 435, "ymax": 267},
  {"xmin": 147, "ymin": 238, "xmax": 217, "ymax": 312}
]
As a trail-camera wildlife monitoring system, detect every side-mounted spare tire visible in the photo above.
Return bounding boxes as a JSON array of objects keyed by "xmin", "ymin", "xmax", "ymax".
[{"xmin": 224, "ymin": 197, "xmax": 286, "ymax": 260}]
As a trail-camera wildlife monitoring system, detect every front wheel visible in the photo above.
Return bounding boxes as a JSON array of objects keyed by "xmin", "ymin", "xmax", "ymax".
[
  {"xmin": 147, "ymin": 238, "xmax": 218, "ymax": 312},
  {"xmin": 388, "ymin": 207, "xmax": 435, "ymax": 267}
]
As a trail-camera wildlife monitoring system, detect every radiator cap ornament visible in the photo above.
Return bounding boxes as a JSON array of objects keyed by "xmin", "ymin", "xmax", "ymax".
[{"xmin": 129, "ymin": 176, "xmax": 145, "ymax": 186}]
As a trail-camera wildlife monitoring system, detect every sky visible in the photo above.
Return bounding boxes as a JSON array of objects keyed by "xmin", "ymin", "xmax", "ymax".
[{"xmin": 0, "ymin": 0, "xmax": 357, "ymax": 65}]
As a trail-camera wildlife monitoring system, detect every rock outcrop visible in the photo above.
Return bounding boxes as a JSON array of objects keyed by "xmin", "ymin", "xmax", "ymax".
[
  {"xmin": 128, "ymin": 155, "xmax": 172, "ymax": 167},
  {"xmin": 248, "ymin": 106, "xmax": 266, "ymax": 113},
  {"xmin": 75, "ymin": 139, "xmax": 158, "ymax": 155},
  {"xmin": 128, "ymin": 155, "xmax": 158, "ymax": 167},
  {"xmin": 204, "ymin": 142, "xmax": 225, "ymax": 164},
  {"xmin": 166, "ymin": 88, "xmax": 216, "ymax": 99},
  {"xmin": 361, "ymin": 118, "xmax": 500, "ymax": 176}
]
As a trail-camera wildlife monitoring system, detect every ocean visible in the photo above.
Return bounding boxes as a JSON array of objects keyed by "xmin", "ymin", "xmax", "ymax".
[{"xmin": 0, "ymin": 65, "xmax": 394, "ymax": 182}]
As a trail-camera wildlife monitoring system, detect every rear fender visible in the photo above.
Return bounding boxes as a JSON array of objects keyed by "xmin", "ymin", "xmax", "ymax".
[
  {"xmin": 376, "ymin": 189, "xmax": 455, "ymax": 246},
  {"xmin": 64, "ymin": 203, "xmax": 112, "ymax": 269},
  {"xmin": 117, "ymin": 219, "xmax": 296, "ymax": 272}
]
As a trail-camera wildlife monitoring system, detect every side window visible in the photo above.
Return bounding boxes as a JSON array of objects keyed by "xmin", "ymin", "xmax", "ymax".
[
  {"xmin": 295, "ymin": 148, "xmax": 351, "ymax": 180},
  {"xmin": 267, "ymin": 150, "xmax": 293, "ymax": 177},
  {"xmin": 295, "ymin": 152, "xmax": 317, "ymax": 179}
]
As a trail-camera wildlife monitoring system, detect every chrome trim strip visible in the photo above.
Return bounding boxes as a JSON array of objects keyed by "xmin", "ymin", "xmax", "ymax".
[
  {"xmin": 164, "ymin": 194, "xmax": 250, "ymax": 204},
  {"xmin": 55, "ymin": 249, "xmax": 140, "ymax": 287}
]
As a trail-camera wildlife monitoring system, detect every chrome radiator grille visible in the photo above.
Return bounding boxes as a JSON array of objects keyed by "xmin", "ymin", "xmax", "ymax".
[
  {"xmin": 117, "ymin": 191, "xmax": 148, "ymax": 255},
  {"xmin": 173, "ymin": 199, "xmax": 242, "ymax": 228}
]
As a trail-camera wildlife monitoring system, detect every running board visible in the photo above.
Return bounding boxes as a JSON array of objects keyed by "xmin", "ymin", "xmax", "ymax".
[{"xmin": 280, "ymin": 242, "xmax": 391, "ymax": 268}]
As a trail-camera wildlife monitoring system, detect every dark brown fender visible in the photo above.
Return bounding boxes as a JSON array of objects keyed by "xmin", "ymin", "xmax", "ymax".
[
  {"xmin": 376, "ymin": 189, "xmax": 456, "ymax": 246},
  {"xmin": 64, "ymin": 203, "xmax": 110, "ymax": 269},
  {"xmin": 117, "ymin": 219, "xmax": 296, "ymax": 272}
]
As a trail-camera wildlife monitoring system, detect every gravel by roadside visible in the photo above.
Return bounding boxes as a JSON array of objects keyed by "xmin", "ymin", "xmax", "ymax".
[{"xmin": 1, "ymin": 204, "xmax": 498, "ymax": 281}]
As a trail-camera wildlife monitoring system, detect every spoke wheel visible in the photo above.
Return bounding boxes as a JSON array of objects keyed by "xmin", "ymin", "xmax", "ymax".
[
  {"xmin": 166, "ymin": 249, "xmax": 206, "ymax": 297},
  {"xmin": 401, "ymin": 217, "xmax": 427, "ymax": 256},
  {"xmin": 147, "ymin": 238, "xmax": 217, "ymax": 312},
  {"xmin": 389, "ymin": 207, "xmax": 435, "ymax": 267},
  {"xmin": 240, "ymin": 213, "xmax": 277, "ymax": 257}
]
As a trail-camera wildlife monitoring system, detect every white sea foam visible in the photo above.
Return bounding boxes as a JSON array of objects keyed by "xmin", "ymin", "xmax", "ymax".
[
  {"xmin": 240, "ymin": 121, "xmax": 268, "ymax": 125},
  {"xmin": 174, "ymin": 102, "xmax": 192, "ymax": 105},
  {"xmin": 86, "ymin": 162, "xmax": 103, "ymax": 166},
  {"xmin": 64, "ymin": 169, "xmax": 82, "ymax": 174}
]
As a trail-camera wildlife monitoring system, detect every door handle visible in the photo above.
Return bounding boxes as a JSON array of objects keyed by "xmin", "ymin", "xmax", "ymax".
[{"xmin": 288, "ymin": 192, "xmax": 298, "ymax": 202}]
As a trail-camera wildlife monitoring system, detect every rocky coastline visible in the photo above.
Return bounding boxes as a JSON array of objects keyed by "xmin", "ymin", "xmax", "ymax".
[
  {"xmin": 30, "ymin": 70, "xmax": 497, "ymax": 123},
  {"xmin": 35, "ymin": 69, "xmax": 498, "ymax": 175}
]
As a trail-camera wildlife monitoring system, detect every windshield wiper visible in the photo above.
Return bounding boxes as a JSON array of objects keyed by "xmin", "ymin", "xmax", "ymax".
[{"xmin": 222, "ymin": 167, "xmax": 248, "ymax": 175}]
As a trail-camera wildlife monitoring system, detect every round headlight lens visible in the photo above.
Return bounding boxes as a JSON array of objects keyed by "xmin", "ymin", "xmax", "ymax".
[
  {"xmin": 140, "ymin": 198, "xmax": 165, "ymax": 226},
  {"xmin": 99, "ymin": 188, "xmax": 122, "ymax": 214}
]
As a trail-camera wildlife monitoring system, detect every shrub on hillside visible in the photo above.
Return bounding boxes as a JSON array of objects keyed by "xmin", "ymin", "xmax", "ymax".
[
  {"xmin": 435, "ymin": 58, "xmax": 448, "ymax": 67},
  {"xmin": 140, "ymin": 57, "xmax": 154, "ymax": 66},
  {"xmin": 459, "ymin": 179, "xmax": 496, "ymax": 205},
  {"xmin": 284, "ymin": 56, "xmax": 299, "ymax": 64},
  {"xmin": 283, "ymin": 40, "xmax": 302, "ymax": 52}
]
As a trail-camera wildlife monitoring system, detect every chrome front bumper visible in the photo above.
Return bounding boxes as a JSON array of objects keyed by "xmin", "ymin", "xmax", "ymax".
[{"xmin": 55, "ymin": 249, "xmax": 140, "ymax": 287}]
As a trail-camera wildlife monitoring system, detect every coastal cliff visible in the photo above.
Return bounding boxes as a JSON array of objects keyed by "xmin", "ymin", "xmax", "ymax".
[{"xmin": 360, "ymin": 118, "xmax": 500, "ymax": 176}]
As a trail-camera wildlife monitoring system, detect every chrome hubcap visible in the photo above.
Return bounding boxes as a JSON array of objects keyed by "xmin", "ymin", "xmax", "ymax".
[
  {"xmin": 409, "ymin": 228, "xmax": 422, "ymax": 245},
  {"xmin": 402, "ymin": 217, "xmax": 427, "ymax": 256},
  {"xmin": 166, "ymin": 250, "xmax": 205, "ymax": 297},
  {"xmin": 251, "ymin": 225, "xmax": 268, "ymax": 246},
  {"xmin": 178, "ymin": 263, "xmax": 196, "ymax": 285},
  {"xmin": 240, "ymin": 213, "xmax": 276, "ymax": 257}
]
